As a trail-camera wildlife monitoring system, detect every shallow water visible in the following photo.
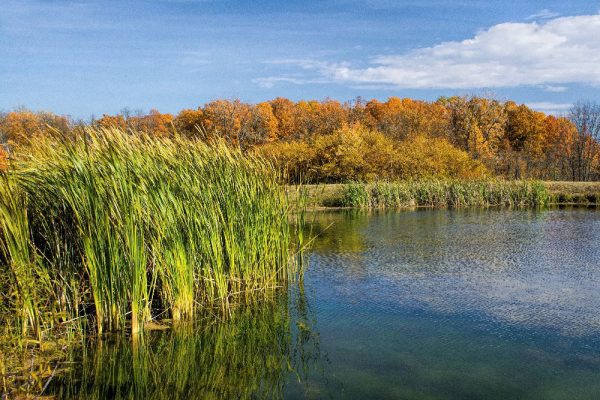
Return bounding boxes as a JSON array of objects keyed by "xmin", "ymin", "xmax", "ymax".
[{"xmin": 51, "ymin": 209, "xmax": 600, "ymax": 399}]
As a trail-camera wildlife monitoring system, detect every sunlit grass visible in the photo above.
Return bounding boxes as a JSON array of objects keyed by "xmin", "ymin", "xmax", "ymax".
[
  {"xmin": 0, "ymin": 127, "xmax": 302, "ymax": 339},
  {"xmin": 342, "ymin": 180, "xmax": 549, "ymax": 208}
]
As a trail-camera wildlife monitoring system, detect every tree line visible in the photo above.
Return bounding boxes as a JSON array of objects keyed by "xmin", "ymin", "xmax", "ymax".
[{"xmin": 1, "ymin": 96, "xmax": 599, "ymax": 182}]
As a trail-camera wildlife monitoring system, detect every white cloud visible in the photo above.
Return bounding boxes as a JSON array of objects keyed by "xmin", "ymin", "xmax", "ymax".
[
  {"xmin": 252, "ymin": 76, "xmax": 331, "ymax": 89},
  {"xmin": 539, "ymin": 85, "xmax": 567, "ymax": 93},
  {"xmin": 526, "ymin": 102, "xmax": 572, "ymax": 115},
  {"xmin": 253, "ymin": 77, "xmax": 309, "ymax": 88},
  {"xmin": 258, "ymin": 13, "xmax": 600, "ymax": 90},
  {"xmin": 526, "ymin": 9, "xmax": 560, "ymax": 20}
]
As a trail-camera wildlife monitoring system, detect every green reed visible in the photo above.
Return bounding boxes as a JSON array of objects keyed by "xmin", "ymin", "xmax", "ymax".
[
  {"xmin": 342, "ymin": 180, "xmax": 549, "ymax": 208},
  {"xmin": 45, "ymin": 291, "xmax": 322, "ymax": 400},
  {"xmin": 0, "ymin": 127, "xmax": 300, "ymax": 338}
]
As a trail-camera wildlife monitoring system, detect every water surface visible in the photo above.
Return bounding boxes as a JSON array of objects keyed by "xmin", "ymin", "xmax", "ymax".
[{"xmin": 52, "ymin": 209, "xmax": 600, "ymax": 399}]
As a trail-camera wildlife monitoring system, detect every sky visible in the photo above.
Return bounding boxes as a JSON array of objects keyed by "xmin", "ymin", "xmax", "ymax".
[{"xmin": 1, "ymin": 0, "xmax": 600, "ymax": 119}]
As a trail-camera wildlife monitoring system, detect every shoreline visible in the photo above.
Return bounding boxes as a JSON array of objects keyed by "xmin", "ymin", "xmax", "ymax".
[{"xmin": 287, "ymin": 181, "xmax": 600, "ymax": 209}]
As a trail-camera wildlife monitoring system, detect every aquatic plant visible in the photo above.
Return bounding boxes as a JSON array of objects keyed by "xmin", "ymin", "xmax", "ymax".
[
  {"xmin": 0, "ymin": 127, "xmax": 301, "ymax": 338},
  {"xmin": 342, "ymin": 180, "xmax": 549, "ymax": 208},
  {"xmin": 2, "ymin": 285, "xmax": 325, "ymax": 400},
  {"xmin": 52, "ymin": 301, "xmax": 295, "ymax": 400}
]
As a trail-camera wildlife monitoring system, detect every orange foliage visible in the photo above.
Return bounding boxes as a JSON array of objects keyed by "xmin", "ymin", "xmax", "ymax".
[
  {"xmin": 0, "ymin": 97, "xmax": 595, "ymax": 181},
  {"xmin": 364, "ymin": 97, "xmax": 449, "ymax": 140},
  {"xmin": 97, "ymin": 114, "xmax": 127, "ymax": 130},
  {"xmin": 133, "ymin": 109, "xmax": 174, "ymax": 136},
  {"xmin": 173, "ymin": 108, "xmax": 205, "ymax": 137},
  {"xmin": 0, "ymin": 110, "xmax": 69, "ymax": 144},
  {"xmin": 269, "ymin": 97, "xmax": 297, "ymax": 140},
  {"xmin": 0, "ymin": 146, "xmax": 7, "ymax": 170}
]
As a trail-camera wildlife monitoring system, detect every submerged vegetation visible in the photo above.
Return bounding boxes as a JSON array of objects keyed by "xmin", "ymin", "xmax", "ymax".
[
  {"xmin": 0, "ymin": 127, "xmax": 301, "ymax": 344},
  {"xmin": 341, "ymin": 180, "xmax": 550, "ymax": 208}
]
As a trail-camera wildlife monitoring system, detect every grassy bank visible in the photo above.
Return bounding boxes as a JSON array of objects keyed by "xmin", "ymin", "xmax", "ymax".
[
  {"xmin": 289, "ymin": 181, "xmax": 600, "ymax": 209},
  {"xmin": 544, "ymin": 181, "xmax": 600, "ymax": 205},
  {"xmin": 0, "ymin": 127, "xmax": 302, "ymax": 342},
  {"xmin": 341, "ymin": 180, "xmax": 549, "ymax": 208}
]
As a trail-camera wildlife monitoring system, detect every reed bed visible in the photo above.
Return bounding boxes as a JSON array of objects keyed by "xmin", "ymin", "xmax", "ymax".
[
  {"xmin": 51, "ymin": 296, "xmax": 310, "ymax": 400},
  {"xmin": 342, "ymin": 180, "xmax": 549, "ymax": 208},
  {"xmin": 0, "ymin": 127, "xmax": 301, "ymax": 340}
]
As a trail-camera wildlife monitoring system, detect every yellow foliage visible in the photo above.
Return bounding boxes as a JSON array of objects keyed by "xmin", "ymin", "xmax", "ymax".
[
  {"xmin": 396, "ymin": 135, "xmax": 489, "ymax": 179},
  {"xmin": 257, "ymin": 126, "xmax": 487, "ymax": 183}
]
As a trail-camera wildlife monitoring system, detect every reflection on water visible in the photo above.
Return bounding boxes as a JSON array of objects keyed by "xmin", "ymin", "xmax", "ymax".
[
  {"xmin": 305, "ymin": 208, "xmax": 600, "ymax": 399},
  {"xmin": 308, "ymin": 209, "xmax": 600, "ymax": 337},
  {"xmin": 49, "ymin": 289, "xmax": 329, "ymax": 399},
  {"xmin": 50, "ymin": 209, "xmax": 600, "ymax": 399}
]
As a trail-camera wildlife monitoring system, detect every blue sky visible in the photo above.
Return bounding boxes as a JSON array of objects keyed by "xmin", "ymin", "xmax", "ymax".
[{"xmin": 1, "ymin": 0, "xmax": 599, "ymax": 118}]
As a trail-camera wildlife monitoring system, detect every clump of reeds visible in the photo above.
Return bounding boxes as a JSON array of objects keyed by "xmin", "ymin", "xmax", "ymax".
[
  {"xmin": 342, "ymin": 180, "xmax": 549, "ymax": 208},
  {"xmin": 0, "ymin": 127, "xmax": 300, "ymax": 338},
  {"xmin": 56, "ymin": 300, "xmax": 295, "ymax": 400}
]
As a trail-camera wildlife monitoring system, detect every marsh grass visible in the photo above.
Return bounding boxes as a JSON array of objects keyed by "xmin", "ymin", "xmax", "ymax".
[
  {"xmin": 342, "ymin": 180, "xmax": 549, "ymax": 208},
  {"xmin": 36, "ymin": 287, "xmax": 324, "ymax": 400},
  {"xmin": 0, "ymin": 127, "xmax": 302, "ymax": 340},
  {"xmin": 57, "ymin": 303, "xmax": 292, "ymax": 399}
]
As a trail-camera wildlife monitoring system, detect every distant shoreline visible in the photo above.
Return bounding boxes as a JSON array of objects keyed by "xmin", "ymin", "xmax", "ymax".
[{"xmin": 287, "ymin": 181, "xmax": 600, "ymax": 209}]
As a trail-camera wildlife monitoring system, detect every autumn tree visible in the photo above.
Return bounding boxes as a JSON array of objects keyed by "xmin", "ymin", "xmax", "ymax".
[
  {"xmin": 568, "ymin": 101, "xmax": 600, "ymax": 181},
  {"xmin": 257, "ymin": 125, "xmax": 487, "ymax": 183},
  {"xmin": 242, "ymin": 102, "xmax": 278, "ymax": 146},
  {"xmin": 0, "ymin": 109, "xmax": 70, "ymax": 145},
  {"xmin": 96, "ymin": 114, "xmax": 127, "ymax": 130},
  {"xmin": 134, "ymin": 109, "xmax": 174, "ymax": 136},
  {"xmin": 442, "ymin": 96, "xmax": 507, "ymax": 168},
  {"xmin": 202, "ymin": 99, "xmax": 252, "ymax": 146},
  {"xmin": 173, "ymin": 108, "xmax": 205, "ymax": 137},
  {"xmin": 396, "ymin": 135, "xmax": 488, "ymax": 179},
  {"xmin": 541, "ymin": 116, "xmax": 577, "ymax": 180},
  {"xmin": 502, "ymin": 102, "xmax": 547, "ymax": 178},
  {"xmin": 269, "ymin": 97, "xmax": 297, "ymax": 140},
  {"xmin": 364, "ymin": 97, "xmax": 449, "ymax": 140}
]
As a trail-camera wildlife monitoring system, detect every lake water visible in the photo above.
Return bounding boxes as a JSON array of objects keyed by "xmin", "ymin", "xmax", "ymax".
[{"xmin": 51, "ymin": 209, "xmax": 600, "ymax": 399}]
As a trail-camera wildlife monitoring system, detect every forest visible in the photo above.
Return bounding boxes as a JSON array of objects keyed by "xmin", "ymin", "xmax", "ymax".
[{"xmin": 1, "ymin": 96, "xmax": 599, "ymax": 182}]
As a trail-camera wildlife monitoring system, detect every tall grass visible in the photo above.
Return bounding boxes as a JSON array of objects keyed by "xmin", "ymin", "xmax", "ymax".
[
  {"xmin": 0, "ymin": 127, "xmax": 300, "ymax": 338},
  {"xmin": 342, "ymin": 180, "xmax": 549, "ymax": 208},
  {"xmin": 54, "ymin": 301, "xmax": 295, "ymax": 399},
  {"xmin": 1, "ymin": 281, "xmax": 323, "ymax": 399},
  {"xmin": 9, "ymin": 287, "xmax": 322, "ymax": 400}
]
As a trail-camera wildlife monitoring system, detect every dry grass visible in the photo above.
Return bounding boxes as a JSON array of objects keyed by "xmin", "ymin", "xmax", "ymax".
[{"xmin": 544, "ymin": 181, "xmax": 600, "ymax": 204}]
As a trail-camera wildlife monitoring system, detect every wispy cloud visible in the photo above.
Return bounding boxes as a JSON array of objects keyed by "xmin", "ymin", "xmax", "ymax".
[
  {"xmin": 539, "ymin": 85, "xmax": 567, "ymax": 93},
  {"xmin": 526, "ymin": 9, "xmax": 561, "ymax": 20},
  {"xmin": 252, "ymin": 76, "xmax": 332, "ymax": 89},
  {"xmin": 264, "ymin": 58, "xmax": 343, "ymax": 71},
  {"xmin": 526, "ymin": 102, "xmax": 572, "ymax": 115},
  {"xmin": 256, "ymin": 13, "xmax": 600, "ymax": 91},
  {"xmin": 253, "ymin": 59, "xmax": 344, "ymax": 87}
]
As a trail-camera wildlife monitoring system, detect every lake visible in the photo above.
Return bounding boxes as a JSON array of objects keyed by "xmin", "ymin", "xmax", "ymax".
[{"xmin": 49, "ymin": 208, "xmax": 600, "ymax": 399}]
